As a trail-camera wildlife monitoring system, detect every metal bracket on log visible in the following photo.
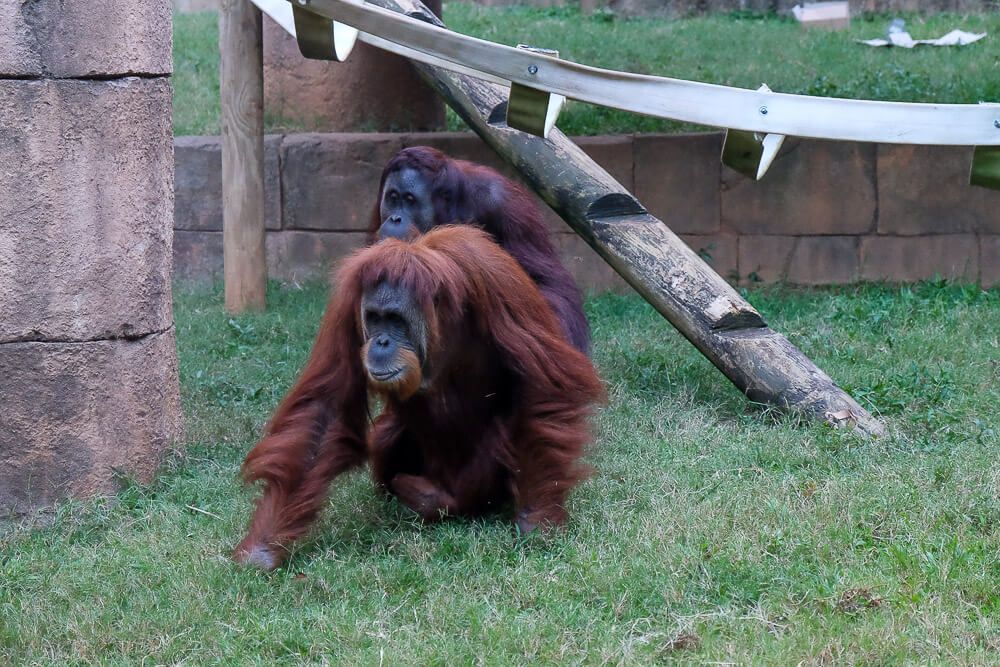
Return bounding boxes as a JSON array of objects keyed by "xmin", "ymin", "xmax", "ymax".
[
  {"xmin": 505, "ymin": 46, "xmax": 566, "ymax": 139},
  {"xmin": 971, "ymin": 145, "xmax": 1000, "ymax": 190},
  {"xmin": 292, "ymin": 2, "xmax": 358, "ymax": 61},
  {"xmin": 970, "ymin": 103, "xmax": 1000, "ymax": 191}
]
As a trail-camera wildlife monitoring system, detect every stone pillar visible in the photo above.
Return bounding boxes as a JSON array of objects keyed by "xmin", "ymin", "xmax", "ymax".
[
  {"xmin": 263, "ymin": 1, "xmax": 445, "ymax": 132},
  {"xmin": 0, "ymin": 1, "xmax": 182, "ymax": 514}
]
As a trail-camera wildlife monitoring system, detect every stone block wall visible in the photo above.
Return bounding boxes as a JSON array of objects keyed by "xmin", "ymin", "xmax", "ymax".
[
  {"xmin": 1, "ymin": 1, "xmax": 182, "ymax": 515},
  {"xmin": 173, "ymin": 131, "xmax": 999, "ymax": 291}
]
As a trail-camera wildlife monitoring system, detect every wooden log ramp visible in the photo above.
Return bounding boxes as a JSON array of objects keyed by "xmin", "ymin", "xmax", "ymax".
[{"xmin": 366, "ymin": 0, "xmax": 885, "ymax": 437}]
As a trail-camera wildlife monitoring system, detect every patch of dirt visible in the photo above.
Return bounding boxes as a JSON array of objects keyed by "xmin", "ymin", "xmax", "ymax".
[
  {"xmin": 835, "ymin": 588, "xmax": 883, "ymax": 613},
  {"xmin": 660, "ymin": 631, "xmax": 701, "ymax": 653}
]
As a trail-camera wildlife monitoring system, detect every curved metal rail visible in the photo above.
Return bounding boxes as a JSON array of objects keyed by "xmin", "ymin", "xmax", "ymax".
[{"xmin": 260, "ymin": 0, "xmax": 1000, "ymax": 146}]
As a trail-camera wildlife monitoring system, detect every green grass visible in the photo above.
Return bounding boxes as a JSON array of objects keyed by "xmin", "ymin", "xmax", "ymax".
[
  {"xmin": 173, "ymin": 5, "xmax": 1000, "ymax": 136},
  {"xmin": 3, "ymin": 281, "xmax": 999, "ymax": 663},
  {"xmin": 173, "ymin": 11, "xmax": 223, "ymax": 136}
]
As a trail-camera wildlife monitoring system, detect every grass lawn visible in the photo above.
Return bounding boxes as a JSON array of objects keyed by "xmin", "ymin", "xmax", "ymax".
[
  {"xmin": 2, "ymin": 281, "xmax": 999, "ymax": 662},
  {"xmin": 174, "ymin": 5, "xmax": 1000, "ymax": 136}
]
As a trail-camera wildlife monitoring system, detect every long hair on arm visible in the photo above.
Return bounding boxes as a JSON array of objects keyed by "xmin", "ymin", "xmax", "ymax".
[{"xmin": 234, "ymin": 271, "xmax": 370, "ymax": 568}]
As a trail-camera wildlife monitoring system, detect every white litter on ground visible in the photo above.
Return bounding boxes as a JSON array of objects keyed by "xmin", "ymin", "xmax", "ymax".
[{"xmin": 860, "ymin": 28, "xmax": 987, "ymax": 48}]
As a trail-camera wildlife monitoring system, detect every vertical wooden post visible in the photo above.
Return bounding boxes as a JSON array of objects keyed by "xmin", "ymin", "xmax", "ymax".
[{"xmin": 220, "ymin": 0, "xmax": 267, "ymax": 313}]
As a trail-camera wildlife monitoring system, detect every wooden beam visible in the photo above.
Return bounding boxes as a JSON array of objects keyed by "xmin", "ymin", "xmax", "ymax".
[
  {"xmin": 367, "ymin": 0, "xmax": 885, "ymax": 437},
  {"xmin": 220, "ymin": 0, "xmax": 267, "ymax": 313}
]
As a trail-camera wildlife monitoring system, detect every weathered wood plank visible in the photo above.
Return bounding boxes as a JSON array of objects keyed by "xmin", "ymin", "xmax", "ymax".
[
  {"xmin": 220, "ymin": 0, "xmax": 267, "ymax": 313},
  {"xmin": 369, "ymin": 0, "xmax": 884, "ymax": 436}
]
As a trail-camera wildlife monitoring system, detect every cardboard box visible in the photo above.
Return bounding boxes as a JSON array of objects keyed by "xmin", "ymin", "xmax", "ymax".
[{"xmin": 792, "ymin": 2, "xmax": 850, "ymax": 30}]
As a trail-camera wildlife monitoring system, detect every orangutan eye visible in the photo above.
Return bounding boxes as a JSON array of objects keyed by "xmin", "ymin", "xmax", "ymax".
[
  {"xmin": 403, "ymin": 193, "xmax": 416, "ymax": 204},
  {"xmin": 385, "ymin": 312, "xmax": 407, "ymax": 331}
]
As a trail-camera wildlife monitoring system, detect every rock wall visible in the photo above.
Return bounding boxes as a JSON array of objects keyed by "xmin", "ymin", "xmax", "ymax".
[
  {"xmin": 173, "ymin": 131, "xmax": 999, "ymax": 290},
  {"xmin": 0, "ymin": 1, "xmax": 182, "ymax": 515}
]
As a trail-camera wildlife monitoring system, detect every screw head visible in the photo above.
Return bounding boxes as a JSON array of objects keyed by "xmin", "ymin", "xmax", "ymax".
[
  {"xmin": 527, "ymin": 65, "xmax": 538, "ymax": 75},
  {"xmin": 758, "ymin": 106, "xmax": 768, "ymax": 115}
]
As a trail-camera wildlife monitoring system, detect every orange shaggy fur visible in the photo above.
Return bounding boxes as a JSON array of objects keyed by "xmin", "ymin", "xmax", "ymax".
[{"xmin": 234, "ymin": 226, "xmax": 604, "ymax": 569}]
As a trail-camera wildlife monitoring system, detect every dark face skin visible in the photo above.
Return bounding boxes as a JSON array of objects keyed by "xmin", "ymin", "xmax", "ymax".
[
  {"xmin": 361, "ymin": 282, "xmax": 427, "ymax": 386},
  {"xmin": 378, "ymin": 167, "xmax": 438, "ymax": 241}
]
